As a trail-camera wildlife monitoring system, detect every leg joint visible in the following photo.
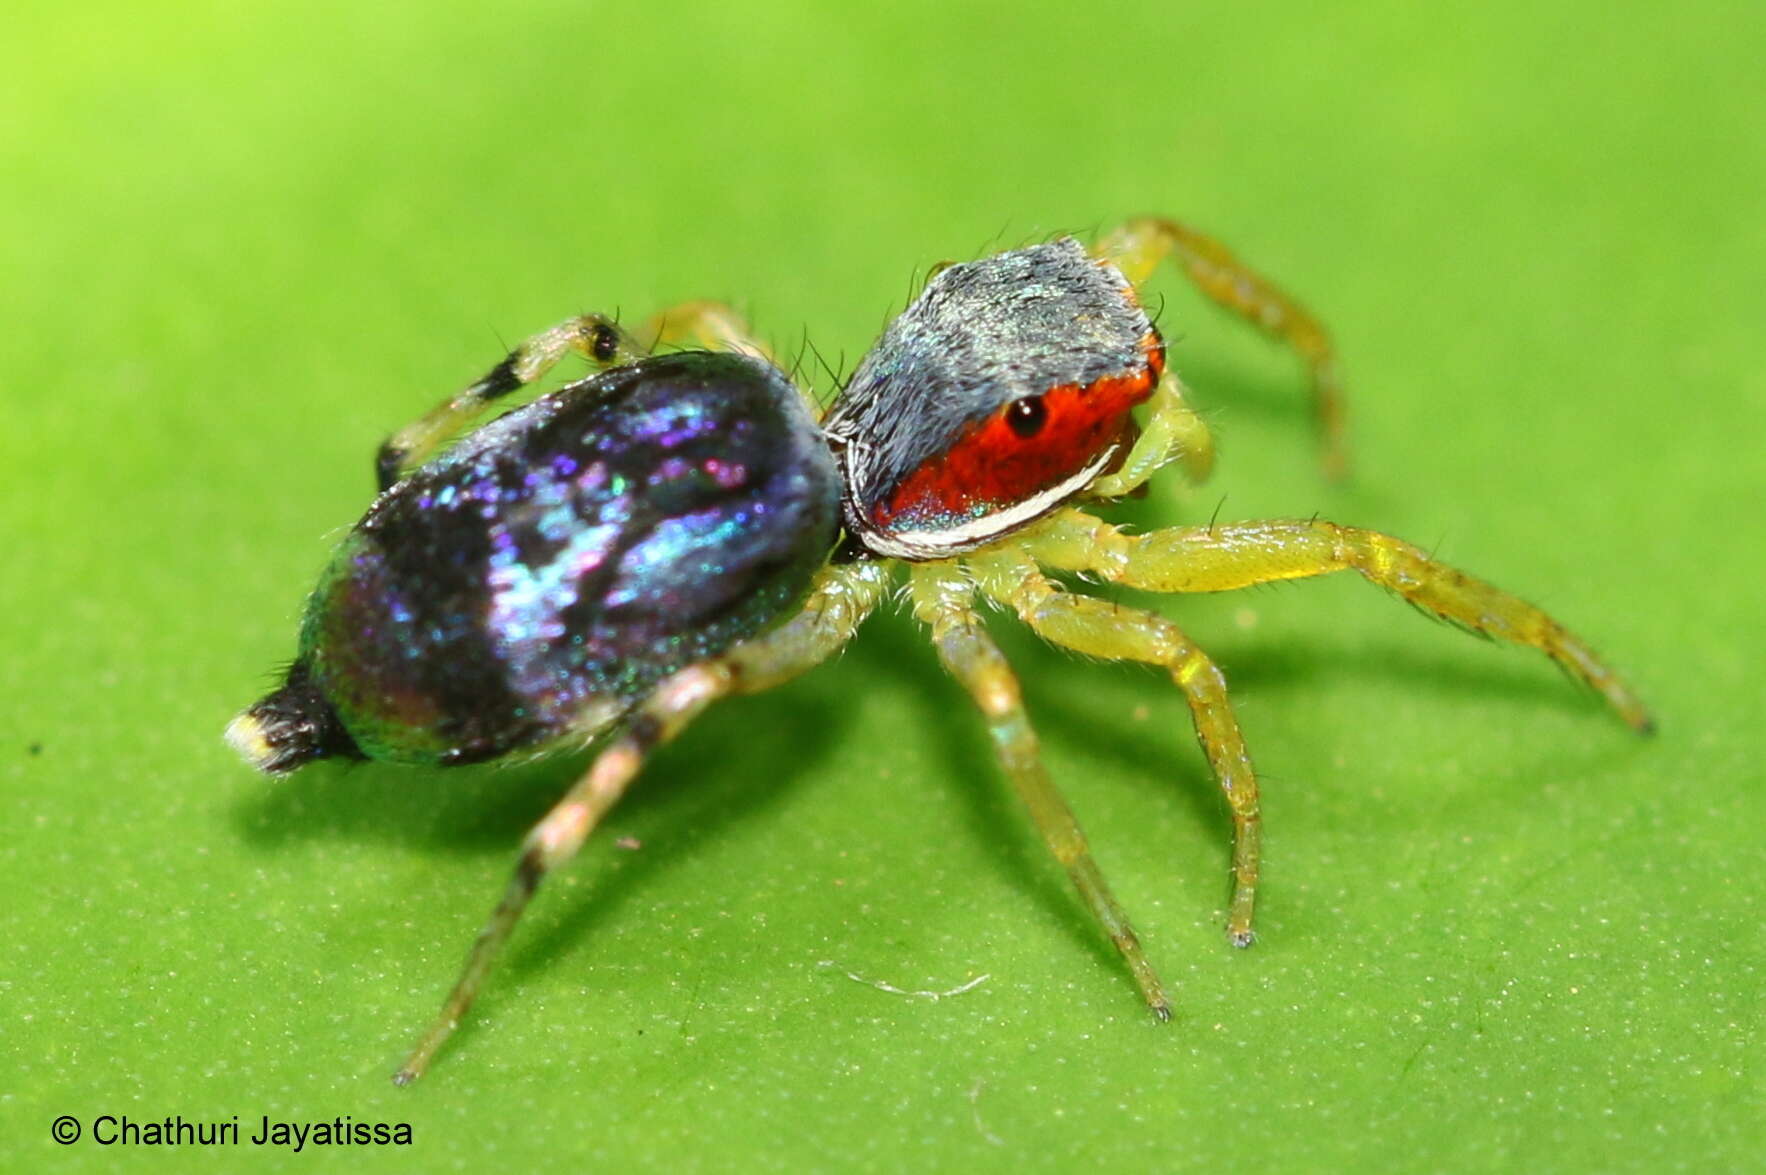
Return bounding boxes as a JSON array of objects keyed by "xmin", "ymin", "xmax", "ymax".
[{"xmin": 1171, "ymin": 645, "xmax": 1227, "ymax": 695}]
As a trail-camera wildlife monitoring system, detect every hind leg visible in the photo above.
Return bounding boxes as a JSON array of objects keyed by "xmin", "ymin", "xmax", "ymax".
[
  {"xmin": 634, "ymin": 300, "xmax": 823, "ymax": 416},
  {"xmin": 393, "ymin": 563, "xmax": 890, "ymax": 1084},
  {"xmin": 393, "ymin": 664, "xmax": 721, "ymax": 1085},
  {"xmin": 635, "ymin": 300, "xmax": 772, "ymax": 360},
  {"xmin": 376, "ymin": 314, "xmax": 643, "ymax": 488}
]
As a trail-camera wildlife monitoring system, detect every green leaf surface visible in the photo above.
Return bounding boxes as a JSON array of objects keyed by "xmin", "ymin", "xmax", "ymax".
[{"xmin": 4, "ymin": 1, "xmax": 1760, "ymax": 1170}]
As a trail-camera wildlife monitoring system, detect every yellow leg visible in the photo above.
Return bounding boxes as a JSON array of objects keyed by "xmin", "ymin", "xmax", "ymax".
[
  {"xmin": 392, "ymin": 663, "xmax": 727, "ymax": 1085},
  {"xmin": 1096, "ymin": 216, "xmax": 1348, "ymax": 479},
  {"xmin": 377, "ymin": 314, "xmax": 643, "ymax": 489},
  {"xmin": 1088, "ymin": 367, "xmax": 1215, "ymax": 498},
  {"xmin": 392, "ymin": 564, "xmax": 888, "ymax": 1085},
  {"xmin": 630, "ymin": 299, "xmax": 826, "ymax": 415},
  {"xmin": 723, "ymin": 562, "xmax": 894, "ymax": 693},
  {"xmin": 907, "ymin": 562, "xmax": 1172, "ymax": 1019},
  {"xmin": 1027, "ymin": 509, "xmax": 1654, "ymax": 733},
  {"xmin": 634, "ymin": 300, "xmax": 772, "ymax": 359},
  {"xmin": 971, "ymin": 551, "xmax": 1262, "ymax": 946}
]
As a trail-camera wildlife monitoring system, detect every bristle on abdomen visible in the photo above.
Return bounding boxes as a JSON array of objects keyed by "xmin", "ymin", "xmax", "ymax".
[{"xmin": 224, "ymin": 662, "xmax": 363, "ymax": 774}]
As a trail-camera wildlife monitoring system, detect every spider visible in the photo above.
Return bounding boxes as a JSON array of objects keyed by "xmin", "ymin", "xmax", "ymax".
[{"xmin": 226, "ymin": 217, "xmax": 1652, "ymax": 1084}]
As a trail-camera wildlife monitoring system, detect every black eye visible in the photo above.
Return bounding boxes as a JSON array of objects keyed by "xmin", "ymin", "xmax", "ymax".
[{"xmin": 1006, "ymin": 395, "xmax": 1047, "ymax": 438}]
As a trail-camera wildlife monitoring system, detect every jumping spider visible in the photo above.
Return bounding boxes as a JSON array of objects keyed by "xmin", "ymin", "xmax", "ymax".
[{"xmin": 227, "ymin": 217, "xmax": 1652, "ymax": 1083}]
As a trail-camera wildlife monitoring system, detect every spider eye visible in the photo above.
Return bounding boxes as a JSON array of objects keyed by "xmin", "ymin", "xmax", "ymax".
[{"xmin": 1005, "ymin": 395, "xmax": 1047, "ymax": 438}]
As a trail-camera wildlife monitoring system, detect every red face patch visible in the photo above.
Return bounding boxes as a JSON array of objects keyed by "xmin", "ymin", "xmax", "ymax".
[{"xmin": 873, "ymin": 337, "xmax": 1164, "ymax": 533}]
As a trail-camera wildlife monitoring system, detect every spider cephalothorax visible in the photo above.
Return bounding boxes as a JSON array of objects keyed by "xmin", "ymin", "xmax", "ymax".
[
  {"xmin": 826, "ymin": 238, "xmax": 1163, "ymax": 559},
  {"xmin": 229, "ymin": 218, "xmax": 1651, "ymax": 1084}
]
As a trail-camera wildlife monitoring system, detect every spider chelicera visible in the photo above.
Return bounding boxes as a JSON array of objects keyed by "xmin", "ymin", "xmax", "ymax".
[{"xmin": 227, "ymin": 217, "xmax": 1652, "ymax": 1083}]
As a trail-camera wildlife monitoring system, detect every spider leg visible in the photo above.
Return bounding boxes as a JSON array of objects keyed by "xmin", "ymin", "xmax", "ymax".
[
  {"xmin": 1095, "ymin": 216, "xmax": 1348, "ymax": 479},
  {"xmin": 1027, "ymin": 509, "xmax": 1654, "ymax": 733},
  {"xmin": 635, "ymin": 300, "xmax": 826, "ymax": 417},
  {"xmin": 907, "ymin": 562, "xmax": 1172, "ymax": 1020},
  {"xmin": 634, "ymin": 300, "xmax": 772, "ymax": 360},
  {"xmin": 971, "ymin": 549, "xmax": 1263, "ymax": 947},
  {"xmin": 392, "ymin": 665, "xmax": 721, "ymax": 1087},
  {"xmin": 375, "ymin": 314, "xmax": 644, "ymax": 489},
  {"xmin": 721, "ymin": 561, "xmax": 894, "ymax": 693},
  {"xmin": 1087, "ymin": 366, "xmax": 1215, "ymax": 499},
  {"xmin": 393, "ymin": 563, "xmax": 890, "ymax": 1085}
]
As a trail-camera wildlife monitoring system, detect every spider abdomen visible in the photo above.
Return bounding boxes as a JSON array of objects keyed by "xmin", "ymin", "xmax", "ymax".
[{"xmin": 240, "ymin": 351, "xmax": 839, "ymax": 770}]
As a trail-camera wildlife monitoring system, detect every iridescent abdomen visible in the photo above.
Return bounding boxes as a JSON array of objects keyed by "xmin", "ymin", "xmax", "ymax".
[{"xmin": 302, "ymin": 352, "xmax": 838, "ymax": 764}]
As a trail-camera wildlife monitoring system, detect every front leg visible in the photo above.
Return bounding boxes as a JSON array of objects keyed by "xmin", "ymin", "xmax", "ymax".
[
  {"xmin": 1028, "ymin": 510, "xmax": 1654, "ymax": 733},
  {"xmin": 907, "ymin": 562, "xmax": 1172, "ymax": 1019},
  {"xmin": 1095, "ymin": 216, "xmax": 1347, "ymax": 478},
  {"xmin": 971, "ymin": 550, "xmax": 1263, "ymax": 946},
  {"xmin": 376, "ymin": 314, "xmax": 644, "ymax": 489},
  {"xmin": 1087, "ymin": 366, "xmax": 1216, "ymax": 499}
]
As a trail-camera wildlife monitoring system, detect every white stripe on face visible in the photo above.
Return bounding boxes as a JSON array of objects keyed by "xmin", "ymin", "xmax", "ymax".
[{"xmin": 850, "ymin": 446, "xmax": 1117, "ymax": 560}]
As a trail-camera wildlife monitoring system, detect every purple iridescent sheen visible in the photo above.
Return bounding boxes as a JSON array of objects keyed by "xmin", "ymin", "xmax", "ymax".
[{"xmin": 296, "ymin": 352, "xmax": 838, "ymax": 764}]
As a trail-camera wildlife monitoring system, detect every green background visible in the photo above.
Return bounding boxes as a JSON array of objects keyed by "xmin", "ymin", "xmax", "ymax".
[{"xmin": 4, "ymin": 1, "xmax": 1760, "ymax": 1170}]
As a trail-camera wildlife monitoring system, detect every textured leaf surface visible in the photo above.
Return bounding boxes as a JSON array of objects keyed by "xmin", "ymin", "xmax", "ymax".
[{"xmin": 4, "ymin": 2, "xmax": 1760, "ymax": 1170}]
